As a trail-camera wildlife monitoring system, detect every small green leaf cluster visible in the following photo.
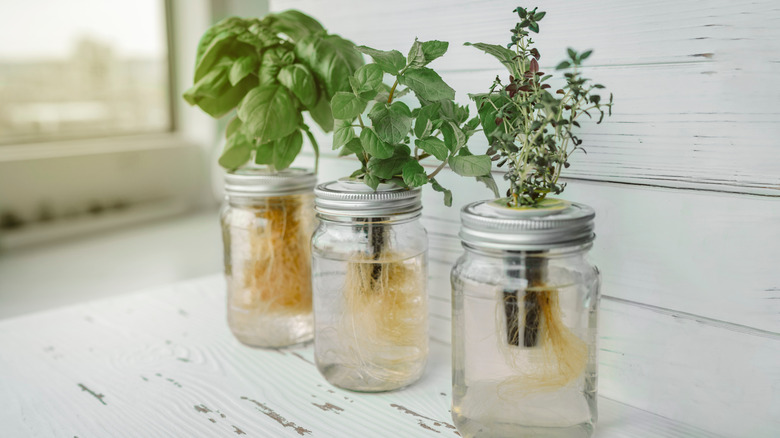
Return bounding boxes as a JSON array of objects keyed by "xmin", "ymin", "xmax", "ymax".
[
  {"xmin": 466, "ymin": 6, "xmax": 614, "ymax": 207},
  {"xmin": 183, "ymin": 11, "xmax": 363, "ymax": 171},
  {"xmin": 331, "ymin": 40, "xmax": 498, "ymax": 206}
]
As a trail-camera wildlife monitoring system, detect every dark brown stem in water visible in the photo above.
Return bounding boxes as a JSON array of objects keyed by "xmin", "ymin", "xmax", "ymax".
[{"xmin": 504, "ymin": 252, "xmax": 546, "ymax": 347}]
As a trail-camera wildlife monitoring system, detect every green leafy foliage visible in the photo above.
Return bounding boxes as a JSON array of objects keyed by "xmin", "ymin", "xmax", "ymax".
[
  {"xmin": 467, "ymin": 6, "xmax": 614, "ymax": 207},
  {"xmin": 330, "ymin": 40, "xmax": 497, "ymax": 206},
  {"xmin": 183, "ymin": 11, "xmax": 364, "ymax": 171}
]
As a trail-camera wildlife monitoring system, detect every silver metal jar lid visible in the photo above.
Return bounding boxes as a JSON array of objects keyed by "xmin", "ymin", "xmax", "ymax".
[
  {"xmin": 224, "ymin": 167, "xmax": 316, "ymax": 197},
  {"xmin": 460, "ymin": 199, "xmax": 595, "ymax": 251},
  {"xmin": 314, "ymin": 179, "xmax": 422, "ymax": 218}
]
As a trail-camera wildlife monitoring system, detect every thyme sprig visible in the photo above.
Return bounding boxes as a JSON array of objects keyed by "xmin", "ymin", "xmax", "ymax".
[{"xmin": 467, "ymin": 6, "xmax": 613, "ymax": 207}]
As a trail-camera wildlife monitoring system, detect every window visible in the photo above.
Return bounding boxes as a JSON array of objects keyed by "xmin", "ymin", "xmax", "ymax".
[{"xmin": 0, "ymin": 0, "xmax": 171, "ymax": 144}]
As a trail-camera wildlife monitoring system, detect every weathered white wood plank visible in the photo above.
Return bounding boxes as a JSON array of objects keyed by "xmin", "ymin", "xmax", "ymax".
[
  {"xmin": 0, "ymin": 275, "xmax": 727, "ymax": 437},
  {"xmin": 277, "ymin": 0, "xmax": 780, "ymax": 194}
]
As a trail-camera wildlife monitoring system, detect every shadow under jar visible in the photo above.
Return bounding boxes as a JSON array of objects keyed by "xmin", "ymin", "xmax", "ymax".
[
  {"xmin": 451, "ymin": 201, "xmax": 600, "ymax": 438},
  {"xmin": 221, "ymin": 168, "xmax": 316, "ymax": 348},
  {"xmin": 311, "ymin": 180, "xmax": 428, "ymax": 392}
]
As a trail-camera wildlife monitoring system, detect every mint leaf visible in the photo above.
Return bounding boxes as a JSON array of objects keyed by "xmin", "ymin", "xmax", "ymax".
[
  {"xmin": 430, "ymin": 178, "xmax": 453, "ymax": 207},
  {"xmin": 353, "ymin": 63, "xmax": 384, "ymax": 93},
  {"xmin": 449, "ymin": 155, "xmax": 492, "ymax": 177},
  {"xmin": 356, "ymin": 45, "xmax": 406, "ymax": 75},
  {"xmin": 360, "ymin": 127, "xmax": 394, "ymax": 159},
  {"xmin": 440, "ymin": 120, "xmax": 466, "ymax": 152},
  {"xmin": 414, "ymin": 103, "xmax": 440, "ymax": 138},
  {"xmin": 421, "ymin": 40, "xmax": 448, "ymax": 64},
  {"xmin": 368, "ymin": 104, "xmax": 412, "ymax": 144},
  {"xmin": 367, "ymin": 150, "xmax": 411, "ymax": 179},
  {"xmin": 473, "ymin": 93, "xmax": 511, "ymax": 141},
  {"xmin": 407, "ymin": 40, "xmax": 425, "ymax": 67},
  {"xmin": 218, "ymin": 131, "xmax": 253, "ymax": 169},
  {"xmin": 464, "ymin": 42, "xmax": 521, "ymax": 78},
  {"xmin": 414, "ymin": 137, "xmax": 448, "ymax": 161},
  {"xmin": 273, "ymin": 130, "xmax": 303, "ymax": 170},
  {"xmin": 402, "ymin": 160, "xmax": 427, "ymax": 187},
  {"xmin": 364, "ymin": 173, "xmax": 380, "ymax": 191},
  {"xmin": 277, "ymin": 63, "xmax": 318, "ymax": 107},
  {"xmin": 332, "ymin": 119, "xmax": 355, "ymax": 149},
  {"xmin": 399, "ymin": 67, "xmax": 455, "ymax": 101},
  {"xmin": 238, "ymin": 84, "xmax": 301, "ymax": 142},
  {"xmin": 340, "ymin": 137, "xmax": 363, "ymax": 156},
  {"xmin": 229, "ymin": 56, "xmax": 258, "ymax": 86},
  {"xmin": 476, "ymin": 174, "xmax": 500, "ymax": 197},
  {"xmin": 331, "ymin": 92, "xmax": 367, "ymax": 120}
]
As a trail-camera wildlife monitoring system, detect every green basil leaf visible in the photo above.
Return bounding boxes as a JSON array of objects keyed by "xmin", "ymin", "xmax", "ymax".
[
  {"xmin": 360, "ymin": 127, "xmax": 394, "ymax": 159},
  {"xmin": 226, "ymin": 116, "xmax": 243, "ymax": 138},
  {"xmin": 194, "ymin": 27, "xmax": 242, "ymax": 82},
  {"xmin": 277, "ymin": 63, "xmax": 318, "ymax": 107},
  {"xmin": 331, "ymin": 92, "xmax": 367, "ymax": 120},
  {"xmin": 268, "ymin": 10, "xmax": 324, "ymax": 41},
  {"xmin": 258, "ymin": 46, "xmax": 289, "ymax": 85},
  {"xmin": 398, "ymin": 67, "xmax": 455, "ymax": 101},
  {"xmin": 448, "ymin": 154, "xmax": 492, "ymax": 177},
  {"xmin": 407, "ymin": 40, "xmax": 425, "ymax": 67},
  {"xmin": 295, "ymin": 34, "xmax": 363, "ymax": 97},
  {"xmin": 255, "ymin": 141, "xmax": 274, "ymax": 165},
  {"xmin": 229, "ymin": 56, "xmax": 258, "ymax": 86},
  {"xmin": 463, "ymin": 42, "xmax": 522, "ymax": 78},
  {"xmin": 355, "ymin": 45, "xmax": 406, "ymax": 75},
  {"xmin": 368, "ymin": 104, "xmax": 412, "ymax": 144},
  {"xmin": 414, "ymin": 137, "xmax": 448, "ymax": 161},
  {"xmin": 218, "ymin": 131, "xmax": 253, "ymax": 169},
  {"xmin": 402, "ymin": 160, "xmax": 427, "ymax": 187},
  {"xmin": 414, "ymin": 103, "xmax": 441, "ymax": 138},
  {"xmin": 308, "ymin": 94, "xmax": 334, "ymax": 132},
  {"xmin": 273, "ymin": 130, "xmax": 303, "ymax": 170},
  {"xmin": 192, "ymin": 75, "xmax": 258, "ymax": 118},
  {"xmin": 440, "ymin": 121, "xmax": 466, "ymax": 153},
  {"xmin": 430, "ymin": 178, "xmax": 453, "ymax": 207},
  {"xmin": 238, "ymin": 84, "xmax": 301, "ymax": 142},
  {"xmin": 332, "ymin": 119, "xmax": 355, "ymax": 149},
  {"xmin": 421, "ymin": 40, "xmax": 448, "ymax": 64},
  {"xmin": 183, "ymin": 68, "xmax": 229, "ymax": 103}
]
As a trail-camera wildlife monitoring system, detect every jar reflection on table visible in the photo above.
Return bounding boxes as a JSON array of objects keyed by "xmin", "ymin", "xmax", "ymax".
[
  {"xmin": 221, "ymin": 168, "xmax": 316, "ymax": 348},
  {"xmin": 451, "ymin": 200, "xmax": 600, "ymax": 438}
]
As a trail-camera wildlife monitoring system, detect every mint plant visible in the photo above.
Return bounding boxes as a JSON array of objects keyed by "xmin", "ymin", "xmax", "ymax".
[
  {"xmin": 184, "ymin": 11, "xmax": 363, "ymax": 171},
  {"xmin": 330, "ymin": 40, "xmax": 498, "ymax": 206},
  {"xmin": 467, "ymin": 6, "xmax": 613, "ymax": 207}
]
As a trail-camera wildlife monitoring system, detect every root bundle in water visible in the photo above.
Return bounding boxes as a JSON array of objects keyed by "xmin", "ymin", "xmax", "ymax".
[
  {"xmin": 334, "ymin": 249, "xmax": 427, "ymax": 387},
  {"xmin": 497, "ymin": 259, "xmax": 587, "ymax": 397},
  {"xmin": 227, "ymin": 194, "xmax": 314, "ymax": 317}
]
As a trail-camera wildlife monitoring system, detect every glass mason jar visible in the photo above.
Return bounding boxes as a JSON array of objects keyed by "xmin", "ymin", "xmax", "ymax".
[
  {"xmin": 221, "ymin": 168, "xmax": 317, "ymax": 348},
  {"xmin": 451, "ymin": 200, "xmax": 600, "ymax": 438},
  {"xmin": 311, "ymin": 180, "xmax": 429, "ymax": 392}
]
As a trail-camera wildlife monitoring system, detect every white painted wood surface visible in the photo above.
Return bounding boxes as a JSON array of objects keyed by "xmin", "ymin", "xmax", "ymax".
[{"xmin": 0, "ymin": 275, "xmax": 723, "ymax": 437}]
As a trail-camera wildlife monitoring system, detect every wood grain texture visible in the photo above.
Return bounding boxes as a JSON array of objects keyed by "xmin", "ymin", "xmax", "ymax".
[
  {"xmin": 274, "ymin": 0, "xmax": 780, "ymax": 195},
  {"xmin": 0, "ymin": 275, "xmax": 725, "ymax": 437}
]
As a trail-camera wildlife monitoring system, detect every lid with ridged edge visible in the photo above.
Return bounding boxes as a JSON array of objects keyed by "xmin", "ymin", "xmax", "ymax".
[
  {"xmin": 314, "ymin": 179, "xmax": 422, "ymax": 218},
  {"xmin": 224, "ymin": 167, "xmax": 316, "ymax": 197},
  {"xmin": 460, "ymin": 199, "xmax": 595, "ymax": 251}
]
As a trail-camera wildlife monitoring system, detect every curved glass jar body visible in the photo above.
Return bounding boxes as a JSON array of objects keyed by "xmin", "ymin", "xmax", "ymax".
[
  {"xmin": 451, "ymin": 201, "xmax": 600, "ymax": 438},
  {"xmin": 221, "ymin": 170, "xmax": 316, "ymax": 348},
  {"xmin": 311, "ymin": 182, "xmax": 429, "ymax": 392}
]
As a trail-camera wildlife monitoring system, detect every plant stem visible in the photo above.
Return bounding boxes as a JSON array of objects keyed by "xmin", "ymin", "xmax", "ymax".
[{"xmin": 387, "ymin": 80, "xmax": 399, "ymax": 104}]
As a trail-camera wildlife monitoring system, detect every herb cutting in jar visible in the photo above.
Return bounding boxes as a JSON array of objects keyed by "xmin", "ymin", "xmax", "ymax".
[{"xmin": 467, "ymin": 5, "xmax": 612, "ymax": 392}]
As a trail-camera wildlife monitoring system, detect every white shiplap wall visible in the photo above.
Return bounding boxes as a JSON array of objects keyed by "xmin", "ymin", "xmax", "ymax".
[{"xmin": 275, "ymin": 1, "xmax": 780, "ymax": 436}]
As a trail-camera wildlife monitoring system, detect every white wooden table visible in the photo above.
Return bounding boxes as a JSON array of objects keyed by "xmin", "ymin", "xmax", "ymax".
[{"xmin": 0, "ymin": 275, "xmax": 720, "ymax": 437}]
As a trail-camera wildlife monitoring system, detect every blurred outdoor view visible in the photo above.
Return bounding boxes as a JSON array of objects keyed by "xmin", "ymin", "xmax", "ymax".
[{"xmin": 0, "ymin": 0, "xmax": 171, "ymax": 144}]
